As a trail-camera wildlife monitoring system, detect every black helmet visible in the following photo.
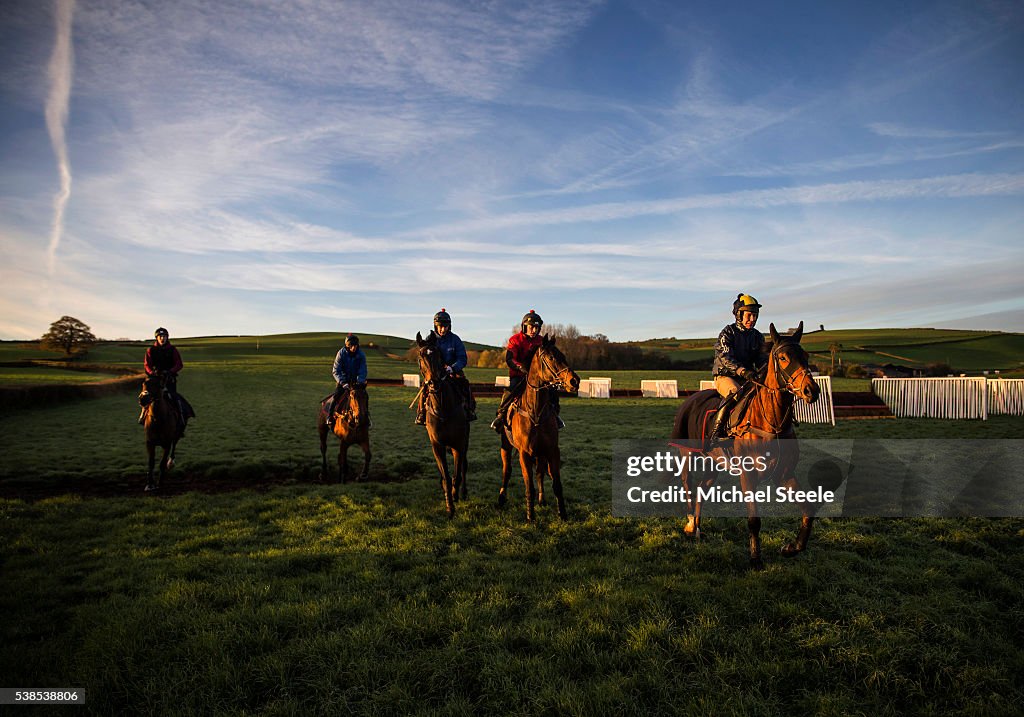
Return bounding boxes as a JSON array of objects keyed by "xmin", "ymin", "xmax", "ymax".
[
  {"xmin": 345, "ymin": 333, "xmax": 359, "ymax": 347},
  {"xmin": 732, "ymin": 293, "xmax": 762, "ymax": 317},
  {"xmin": 433, "ymin": 308, "xmax": 452, "ymax": 327},
  {"xmin": 521, "ymin": 309, "xmax": 543, "ymax": 330},
  {"xmin": 154, "ymin": 327, "xmax": 169, "ymax": 338}
]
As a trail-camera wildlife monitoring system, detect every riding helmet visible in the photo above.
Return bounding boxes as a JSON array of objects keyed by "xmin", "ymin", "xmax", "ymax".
[
  {"xmin": 154, "ymin": 327, "xmax": 169, "ymax": 338},
  {"xmin": 345, "ymin": 333, "xmax": 359, "ymax": 347},
  {"xmin": 521, "ymin": 309, "xmax": 544, "ymax": 329},
  {"xmin": 732, "ymin": 294, "xmax": 762, "ymax": 317},
  {"xmin": 433, "ymin": 308, "xmax": 452, "ymax": 327}
]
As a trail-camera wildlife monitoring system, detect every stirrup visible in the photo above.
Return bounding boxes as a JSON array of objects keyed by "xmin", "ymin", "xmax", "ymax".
[
  {"xmin": 490, "ymin": 416, "xmax": 503, "ymax": 431},
  {"xmin": 556, "ymin": 416, "xmax": 565, "ymax": 430},
  {"xmin": 415, "ymin": 413, "xmax": 426, "ymax": 425}
]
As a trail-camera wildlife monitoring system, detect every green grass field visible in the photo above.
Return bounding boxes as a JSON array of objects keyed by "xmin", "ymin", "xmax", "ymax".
[{"xmin": 1, "ymin": 334, "xmax": 1023, "ymax": 715}]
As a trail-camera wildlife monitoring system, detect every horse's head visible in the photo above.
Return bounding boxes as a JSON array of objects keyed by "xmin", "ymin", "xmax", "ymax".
[
  {"xmin": 344, "ymin": 383, "xmax": 369, "ymax": 428},
  {"xmin": 768, "ymin": 322, "xmax": 819, "ymax": 404},
  {"xmin": 532, "ymin": 336, "xmax": 581, "ymax": 394},
  {"xmin": 415, "ymin": 331, "xmax": 445, "ymax": 384},
  {"xmin": 143, "ymin": 373, "xmax": 166, "ymax": 399}
]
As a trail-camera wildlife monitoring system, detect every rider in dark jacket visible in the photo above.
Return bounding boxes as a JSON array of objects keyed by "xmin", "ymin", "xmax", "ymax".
[
  {"xmin": 139, "ymin": 327, "xmax": 185, "ymax": 427},
  {"xmin": 328, "ymin": 333, "xmax": 369, "ymax": 428},
  {"xmin": 416, "ymin": 309, "xmax": 476, "ymax": 424},
  {"xmin": 709, "ymin": 294, "xmax": 765, "ymax": 440}
]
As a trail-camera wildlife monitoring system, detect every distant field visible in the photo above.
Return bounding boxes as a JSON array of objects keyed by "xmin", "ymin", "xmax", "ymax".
[{"xmin": 0, "ymin": 368, "xmax": 123, "ymax": 385}]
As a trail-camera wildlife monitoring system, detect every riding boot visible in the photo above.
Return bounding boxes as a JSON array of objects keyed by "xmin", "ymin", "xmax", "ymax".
[{"xmin": 709, "ymin": 393, "xmax": 737, "ymax": 446}]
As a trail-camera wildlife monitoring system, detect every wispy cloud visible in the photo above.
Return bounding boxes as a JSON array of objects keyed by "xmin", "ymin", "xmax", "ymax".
[{"xmin": 44, "ymin": 0, "xmax": 74, "ymax": 275}]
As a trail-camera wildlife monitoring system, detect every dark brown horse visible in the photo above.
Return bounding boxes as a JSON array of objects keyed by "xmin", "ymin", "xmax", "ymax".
[
  {"xmin": 318, "ymin": 384, "xmax": 371, "ymax": 482},
  {"xmin": 416, "ymin": 331, "xmax": 471, "ymax": 518},
  {"xmin": 498, "ymin": 336, "xmax": 581, "ymax": 521},
  {"xmin": 143, "ymin": 373, "xmax": 181, "ymax": 492},
  {"xmin": 671, "ymin": 322, "xmax": 820, "ymax": 569}
]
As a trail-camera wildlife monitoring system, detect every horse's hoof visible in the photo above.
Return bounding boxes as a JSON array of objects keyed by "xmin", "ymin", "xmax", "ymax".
[
  {"xmin": 749, "ymin": 556, "xmax": 765, "ymax": 571},
  {"xmin": 358, "ymin": 473, "xmax": 368, "ymax": 482},
  {"xmin": 497, "ymin": 492, "xmax": 507, "ymax": 507},
  {"xmin": 781, "ymin": 542, "xmax": 803, "ymax": 558},
  {"xmin": 166, "ymin": 458, "xmax": 174, "ymax": 470},
  {"xmin": 144, "ymin": 483, "xmax": 157, "ymax": 492}
]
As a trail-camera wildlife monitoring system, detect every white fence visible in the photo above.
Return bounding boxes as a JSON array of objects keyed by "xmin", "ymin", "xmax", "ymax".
[
  {"xmin": 402, "ymin": 373, "xmax": 421, "ymax": 388},
  {"xmin": 640, "ymin": 379, "xmax": 679, "ymax": 398},
  {"xmin": 578, "ymin": 377, "xmax": 612, "ymax": 399},
  {"xmin": 699, "ymin": 376, "xmax": 835, "ymax": 425},
  {"xmin": 495, "ymin": 375, "xmax": 511, "ymax": 387},
  {"xmin": 989, "ymin": 378, "xmax": 1024, "ymax": 415},
  {"xmin": 872, "ymin": 377, "xmax": 987, "ymax": 419}
]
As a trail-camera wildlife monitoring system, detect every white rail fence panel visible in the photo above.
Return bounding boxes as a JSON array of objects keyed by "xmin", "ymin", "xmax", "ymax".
[
  {"xmin": 641, "ymin": 380, "xmax": 678, "ymax": 398},
  {"xmin": 793, "ymin": 375, "xmax": 835, "ymax": 425},
  {"xmin": 698, "ymin": 378, "xmax": 834, "ymax": 424},
  {"xmin": 495, "ymin": 375, "xmax": 511, "ymax": 387},
  {"xmin": 402, "ymin": 374, "xmax": 421, "ymax": 388},
  {"xmin": 988, "ymin": 378, "xmax": 1024, "ymax": 416},
  {"xmin": 581, "ymin": 377, "xmax": 612, "ymax": 399},
  {"xmin": 872, "ymin": 377, "xmax": 987, "ymax": 419}
]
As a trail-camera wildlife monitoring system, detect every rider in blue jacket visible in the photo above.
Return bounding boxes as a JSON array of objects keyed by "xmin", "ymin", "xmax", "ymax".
[
  {"xmin": 416, "ymin": 309, "xmax": 477, "ymax": 424},
  {"xmin": 328, "ymin": 333, "xmax": 368, "ymax": 427}
]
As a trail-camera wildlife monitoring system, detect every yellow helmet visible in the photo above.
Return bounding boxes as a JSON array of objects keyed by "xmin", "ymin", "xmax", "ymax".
[{"xmin": 732, "ymin": 293, "xmax": 762, "ymax": 317}]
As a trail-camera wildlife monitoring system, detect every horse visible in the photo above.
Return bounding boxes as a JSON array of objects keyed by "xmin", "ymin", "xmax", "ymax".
[
  {"xmin": 415, "ymin": 331, "xmax": 472, "ymax": 518},
  {"xmin": 142, "ymin": 373, "xmax": 182, "ymax": 492},
  {"xmin": 318, "ymin": 383, "xmax": 371, "ymax": 482},
  {"xmin": 498, "ymin": 336, "xmax": 581, "ymax": 522},
  {"xmin": 671, "ymin": 322, "xmax": 820, "ymax": 569}
]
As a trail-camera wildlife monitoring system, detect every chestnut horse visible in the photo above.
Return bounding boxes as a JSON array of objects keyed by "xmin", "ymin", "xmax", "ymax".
[
  {"xmin": 143, "ymin": 373, "xmax": 181, "ymax": 492},
  {"xmin": 671, "ymin": 322, "xmax": 820, "ymax": 569},
  {"xmin": 416, "ymin": 331, "xmax": 470, "ymax": 518},
  {"xmin": 318, "ymin": 384, "xmax": 371, "ymax": 482},
  {"xmin": 498, "ymin": 336, "xmax": 581, "ymax": 521}
]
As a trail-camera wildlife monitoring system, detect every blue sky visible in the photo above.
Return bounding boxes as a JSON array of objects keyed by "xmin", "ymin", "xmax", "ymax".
[{"xmin": 1, "ymin": 0, "xmax": 1022, "ymax": 344}]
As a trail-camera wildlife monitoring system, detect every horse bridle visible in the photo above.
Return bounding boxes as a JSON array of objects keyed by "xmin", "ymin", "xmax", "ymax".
[
  {"xmin": 527, "ymin": 347, "xmax": 573, "ymax": 391},
  {"xmin": 749, "ymin": 341, "xmax": 809, "ymax": 396}
]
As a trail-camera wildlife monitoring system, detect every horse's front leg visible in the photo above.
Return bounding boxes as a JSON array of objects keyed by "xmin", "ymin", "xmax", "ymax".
[
  {"xmin": 451, "ymin": 446, "xmax": 467, "ymax": 501},
  {"xmin": 337, "ymin": 442, "xmax": 350, "ymax": 483},
  {"xmin": 780, "ymin": 475, "xmax": 814, "ymax": 557},
  {"xmin": 358, "ymin": 437, "xmax": 371, "ymax": 482},
  {"xmin": 144, "ymin": 443, "xmax": 157, "ymax": 492},
  {"xmin": 681, "ymin": 467, "xmax": 700, "ymax": 539},
  {"xmin": 431, "ymin": 443, "xmax": 455, "ymax": 518},
  {"xmin": 535, "ymin": 458, "xmax": 546, "ymax": 505},
  {"xmin": 319, "ymin": 422, "xmax": 330, "ymax": 481},
  {"xmin": 157, "ymin": 445, "xmax": 171, "ymax": 490},
  {"xmin": 519, "ymin": 451, "xmax": 537, "ymax": 522},
  {"xmin": 741, "ymin": 472, "xmax": 763, "ymax": 570},
  {"xmin": 547, "ymin": 447, "xmax": 566, "ymax": 520},
  {"xmin": 497, "ymin": 440, "xmax": 513, "ymax": 508}
]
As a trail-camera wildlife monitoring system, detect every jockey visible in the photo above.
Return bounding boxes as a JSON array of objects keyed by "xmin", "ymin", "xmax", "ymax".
[
  {"xmin": 328, "ymin": 333, "xmax": 369, "ymax": 427},
  {"xmin": 416, "ymin": 309, "xmax": 476, "ymax": 424},
  {"xmin": 709, "ymin": 293, "xmax": 765, "ymax": 440},
  {"xmin": 139, "ymin": 327, "xmax": 185, "ymax": 427},
  {"xmin": 490, "ymin": 309, "xmax": 564, "ymax": 432}
]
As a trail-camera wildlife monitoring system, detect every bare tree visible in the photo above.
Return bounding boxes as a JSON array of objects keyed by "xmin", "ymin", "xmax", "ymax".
[{"xmin": 40, "ymin": 316, "xmax": 97, "ymax": 357}]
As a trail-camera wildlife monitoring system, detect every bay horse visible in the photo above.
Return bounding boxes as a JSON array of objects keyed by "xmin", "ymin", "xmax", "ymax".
[
  {"xmin": 318, "ymin": 384, "xmax": 371, "ymax": 482},
  {"xmin": 498, "ymin": 336, "xmax": 581, "ymax": 522},
  {"xmin": 142, "ymin": 373, "xmax": 181, "ymax": 492},
  {"xmin": 671, "ymin": 322, "xmax": 820, "ymax": 569},
  {"xmin": 416, "ymin": 331, "xmax": 470, "ymax": 518}
]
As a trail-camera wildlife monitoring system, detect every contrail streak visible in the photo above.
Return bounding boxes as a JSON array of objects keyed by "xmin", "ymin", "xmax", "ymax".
[{"xmin": 45, "ymin": 0, "xmax": 75, "ymax": 276}]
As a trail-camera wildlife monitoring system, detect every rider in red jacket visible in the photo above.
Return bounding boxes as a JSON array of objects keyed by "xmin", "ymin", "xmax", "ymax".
[{"xmin": 490, "ymin": 310, "xmax": 564, "ymax": 431}]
